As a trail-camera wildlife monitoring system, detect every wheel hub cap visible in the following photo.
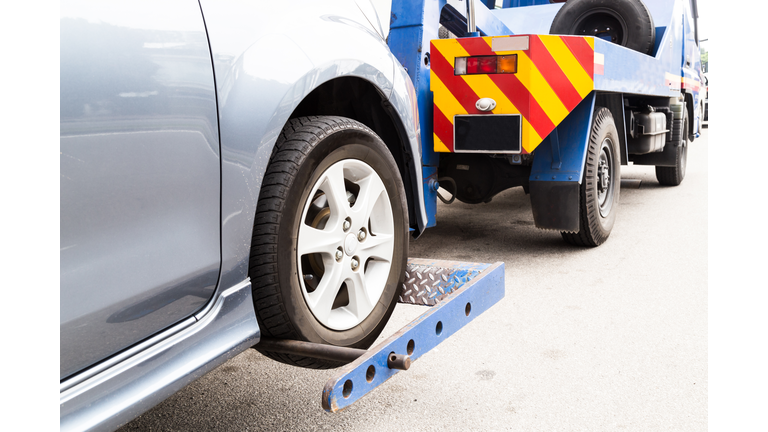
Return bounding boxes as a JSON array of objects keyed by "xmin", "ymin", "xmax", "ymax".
[
  {"xmin": 598, "ymin": 159, "xmax": 610, "ymax": 191},
  {"xmin": 344, "ymin": 233, "xmax": 358, "ymax": 256}
]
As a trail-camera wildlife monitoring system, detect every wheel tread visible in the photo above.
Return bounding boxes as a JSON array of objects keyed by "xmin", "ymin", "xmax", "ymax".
[
  {"xmin": 561, "ymin": 107, "xmax": 619, "ymax": 247},
  {"xmin": 249, "ymin": 116, "xmax": 394, "ymax": 369}
]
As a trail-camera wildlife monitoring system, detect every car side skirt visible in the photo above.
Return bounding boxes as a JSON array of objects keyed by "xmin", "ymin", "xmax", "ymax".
[{"xmin": 60, "ymin": 279, "xmax": 260, "ymax": 432}]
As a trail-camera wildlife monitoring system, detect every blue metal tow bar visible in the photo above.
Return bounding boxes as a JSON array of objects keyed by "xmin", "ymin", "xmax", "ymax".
[{"xmin": 321, "ymin": 258, "xmax": 505, "ymax": 412}]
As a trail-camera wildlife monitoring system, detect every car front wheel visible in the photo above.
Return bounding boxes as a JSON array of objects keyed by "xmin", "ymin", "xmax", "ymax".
[{"xmin": 249, "ymin": 116, "xmax": 408, "ymax": 369}]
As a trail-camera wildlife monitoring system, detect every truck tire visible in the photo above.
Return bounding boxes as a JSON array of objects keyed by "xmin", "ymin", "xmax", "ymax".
[
  {"xmin": 655, "ymin": 108, "xmax": 688, "ymax": 186},
  {"xmin": 249, "ymin": 116, "xmax": 408, "ymax": 369},
  {"xmin": 549, "ymin": 0, "xmax": 655, "ymax": 55},
  {"xmin": 561, "ymin": 107, "xmax": 621, "ymax": 247}
]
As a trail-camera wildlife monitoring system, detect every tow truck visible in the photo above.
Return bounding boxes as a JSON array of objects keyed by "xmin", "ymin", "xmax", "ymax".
[
  {"xmin": 269, "ymin": 0, "xmax": 703, "ymax": 411},
  {"xmin": 391, "ymin": 0, "xmax": 703, "ymax": 246}
]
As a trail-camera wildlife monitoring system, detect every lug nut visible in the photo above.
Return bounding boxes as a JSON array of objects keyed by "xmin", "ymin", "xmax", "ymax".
[
  {"xmin": 351, "ymin": 258, "xmax": 359, "ymax": 270},
  {"xmin": 343, "ymin": 220, "xmax": 351, "ymax": 231},
  {"xmin": 357, "ymin": 230, "xmax": 367, "ymax": 241},
  {"xmin": 335, "ymin": 249, "xmax": 343, "ymax": 261}
]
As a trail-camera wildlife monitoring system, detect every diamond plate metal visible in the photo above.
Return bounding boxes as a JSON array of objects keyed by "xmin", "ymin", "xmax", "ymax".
[{"xmin": 398, "ymin": 259, "xmax": 489, "ymax": 306}]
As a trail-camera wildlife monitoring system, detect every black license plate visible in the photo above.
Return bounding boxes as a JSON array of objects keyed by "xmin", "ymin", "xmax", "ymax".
[{"xmin": 453, "ymin": 114, "xmax": 522, "ymax": 153}]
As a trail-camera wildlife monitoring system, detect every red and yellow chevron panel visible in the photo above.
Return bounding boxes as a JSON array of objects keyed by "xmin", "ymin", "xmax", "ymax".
[{"xmin": 430, "ymin": 35, "xmax": 595, "ymax": 154}]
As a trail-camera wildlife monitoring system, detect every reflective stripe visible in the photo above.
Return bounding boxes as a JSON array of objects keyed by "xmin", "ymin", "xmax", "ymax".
[{"xmin": 430, "ymin": 35, "xmax": 596, "ymax": 154}]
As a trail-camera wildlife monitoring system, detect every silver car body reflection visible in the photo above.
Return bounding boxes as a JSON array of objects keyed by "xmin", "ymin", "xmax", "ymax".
[{"xmin": 60, "ymin": 1, "xmax": 424, "ymax": 431}]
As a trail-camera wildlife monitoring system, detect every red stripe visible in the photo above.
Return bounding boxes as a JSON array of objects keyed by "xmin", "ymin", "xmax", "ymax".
[
  {"xmin": 561, "ymin": 36, "xmax": 594, "ymax": 79},
  {"xmin": 455, "ymin": 36, "xmax": 496, "ymax": 56},
  {"xmin": 433, "ymin": 106, "xmax": 454, "ymax": 152},
  {"xmin": 488, "ymin": 73, "xmax": 555, "ymax": 139},
  {"xmin": 528, "ymin": 36, "xmax": 583, "ymax": 111},
  {"xmin": 430, "ymin": 43, "xmax": 482, "ymax": 115}
]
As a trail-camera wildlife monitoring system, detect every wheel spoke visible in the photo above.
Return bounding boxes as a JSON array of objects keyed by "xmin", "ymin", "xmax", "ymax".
[
  {"xmin": 297, "ymin": 224, "xmax": 344, "ymax": 256},
  {"xmin": 351, "ymin": 173, "xmax": 387, "ymax": 228},
  {"xmin": 358, "ymin": 233, "xmax": 394, "ymax": 263},
  {"xmin": 306, "ymin": 261, "xmax": 344, "ymax": 322},
  {"xmin": 346, "ymin": 270, "xmax": 374, "ymax": 319},
  {"xmin": 320, "ymin": 163, "xmax": 351, "ymax": 226}
]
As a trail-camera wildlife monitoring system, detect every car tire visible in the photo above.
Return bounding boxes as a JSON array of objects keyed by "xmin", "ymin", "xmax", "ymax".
[
  {"xmin": 655, "ymin": 108, "xmax": 688, "ymax": 186},
  {"xmin": 549, "ymin": 0, "xmax": 656, "ymax": 55},
  {"xmin": 561, "ymin": 107, "xmax": 621, "ymax": 247},
  {"xmin": 249, "ymin": 116, "xmax": 408, "ymax": 369}
]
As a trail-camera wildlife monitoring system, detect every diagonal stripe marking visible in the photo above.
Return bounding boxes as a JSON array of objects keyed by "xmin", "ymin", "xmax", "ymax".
[
  {"xmin": 430, "ymin": 73, "xmax": 467, "ymax": 120},
  {"xmin": 516, "ymin": 50, "xmax": 570, "ymax": 126},
  {"xmin": 430, "ymin": 42, "xmax": 480, "ymax": 114},
  {"xmin": 561, "ymin": 36, "xmax": 595, "ymax": 78},
  {"xmin": 456, "ymin": 37, "xmax": 569, "ymax": 128},
  {"xmin": 455, "ymin": 38, "xmax": 554, "ymax": 148},
  {"xmin": 539, "ymin": 36, "xmax": 594, "ymax": 99},
  {"xmin": 528, "ymin": 35, "xmax": 584, "ymax": 111},
  {"xmin": 433, "ymin": 107, "xmax": 454, "ymax": 152},
  {"xmin": 460, "ymin": 38, "xmax": 556, "ymax": 141}
]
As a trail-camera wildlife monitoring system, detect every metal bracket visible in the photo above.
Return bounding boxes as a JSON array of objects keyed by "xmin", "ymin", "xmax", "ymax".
[{"xmin": 320, "ymin": 258, "xmax": 505, "ymax": 412}]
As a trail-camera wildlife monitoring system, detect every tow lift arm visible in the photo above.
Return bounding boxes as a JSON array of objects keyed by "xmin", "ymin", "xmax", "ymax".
[{"xmin": 259, "ymin": 259, "xmax": 505, "ymax": 411}]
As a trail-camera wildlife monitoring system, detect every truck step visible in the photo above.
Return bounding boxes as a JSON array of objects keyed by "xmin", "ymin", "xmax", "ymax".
[{"xmin": 322, "ymin": 258, "xmax": 505, "ymax": 412}]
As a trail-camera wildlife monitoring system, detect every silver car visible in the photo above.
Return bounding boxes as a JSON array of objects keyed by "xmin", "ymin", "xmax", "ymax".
[{"xmin": 60, "ymin": 1, "xmax": 425, "ymax": 430}]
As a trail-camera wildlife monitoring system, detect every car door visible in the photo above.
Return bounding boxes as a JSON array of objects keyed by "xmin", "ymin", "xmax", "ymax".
[{"xmin": 60, "ymin": 0, "xmax": 221, "ymax": 380}]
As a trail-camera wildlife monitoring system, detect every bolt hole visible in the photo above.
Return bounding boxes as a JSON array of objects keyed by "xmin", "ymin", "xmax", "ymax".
[
  {"xmin": 435, "ymin": 321, "xmax": 443, "ymax": 336},
  {"xmin": 465, "ymin": 302, "xmax": 471, "ymax": 316},
  {"xmin": 407, "ymin": 339, "xmax": 415, "ymax": 355},
  {"xmin": 342, "ymin": 379, "xmax": 353, "ymax": 398},
  {"xmin": 366, "ymin": 365, "xmax": 376, "ymax": 383}
]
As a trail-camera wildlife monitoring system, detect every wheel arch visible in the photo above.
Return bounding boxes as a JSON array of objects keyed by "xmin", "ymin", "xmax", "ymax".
[{"xmin": 290, "ymin": 75, "xmax": 426, "ymax": 237}]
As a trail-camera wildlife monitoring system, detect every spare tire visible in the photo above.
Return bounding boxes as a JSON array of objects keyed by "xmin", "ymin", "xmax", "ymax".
[{"xmin": 549, "ymin": 0, "xmax": 655, "ymax": 55}]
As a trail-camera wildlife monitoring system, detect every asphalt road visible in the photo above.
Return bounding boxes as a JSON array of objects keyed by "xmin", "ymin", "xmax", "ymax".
[{"xmin": 120, "ymin": 129, "xmax": 708, "ymax": 432}]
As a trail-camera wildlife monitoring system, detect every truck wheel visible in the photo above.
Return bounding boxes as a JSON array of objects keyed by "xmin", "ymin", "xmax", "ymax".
[
  {"xmin": 249, "ymin": 116, "xmax": 408, "ymax": 369},
  {"xmin": 549, "ymin": 0, "xmax": 655, "ymax": 55},
  {"xmin": 561, "ymin": 107, "xmax": 621, "ymax": 247},
  {"xmin": 655, "ymin": 109, "xmax": 688, "ymax": 186}
]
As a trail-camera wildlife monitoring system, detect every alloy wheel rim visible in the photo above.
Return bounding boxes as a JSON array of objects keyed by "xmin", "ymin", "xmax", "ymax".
[{"xmin": 297, "ymin": 159, "xmax": 395, "ymax": 331}]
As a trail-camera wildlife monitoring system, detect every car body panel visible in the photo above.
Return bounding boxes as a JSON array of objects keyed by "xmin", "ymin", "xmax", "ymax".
[
  {"xmin": 60, "ymin": 0, "xmax": 221, "ymax": 380},
  {"xmin": 198, "ymin": 0, "xmax": 424, "ymax": 289},
  {"xmin": 60, "ymin": 0, "xmax": 425, "ymax": 430}
]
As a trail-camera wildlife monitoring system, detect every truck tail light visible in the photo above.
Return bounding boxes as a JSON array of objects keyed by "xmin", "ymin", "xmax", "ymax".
[{"xmin": 454, "ymin": 55, "xmax": 517, "ymax": 75}]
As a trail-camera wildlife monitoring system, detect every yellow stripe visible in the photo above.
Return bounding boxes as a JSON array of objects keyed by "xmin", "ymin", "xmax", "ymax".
[
  {"xmin": 430, "ymin": 73, "xmax": 467, "ymax": 118},
  {"xmin": 516, "ymin": 51, "xmax": 570, "ymax": 126},
  {"xmin": 433, "ymin": 133, "xmax": 451, "ymax": 152},
  {"xmin": 539, "ymin": 35, "xmax": 594, "ymax": 98},
  {"xmin": 432, "ymin": 39, "xmax": 471, "ymax": 73},
  {"xmin": 586, "ymin": 37, "xmax": 595, "ymax": 49},
  {"xmin": 522, "ymin": 120, "xmax": 542, "ymax": 154},
  {"xmin": 430, "ymin": 73, "xmax": 466, "ymax": 153}
]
